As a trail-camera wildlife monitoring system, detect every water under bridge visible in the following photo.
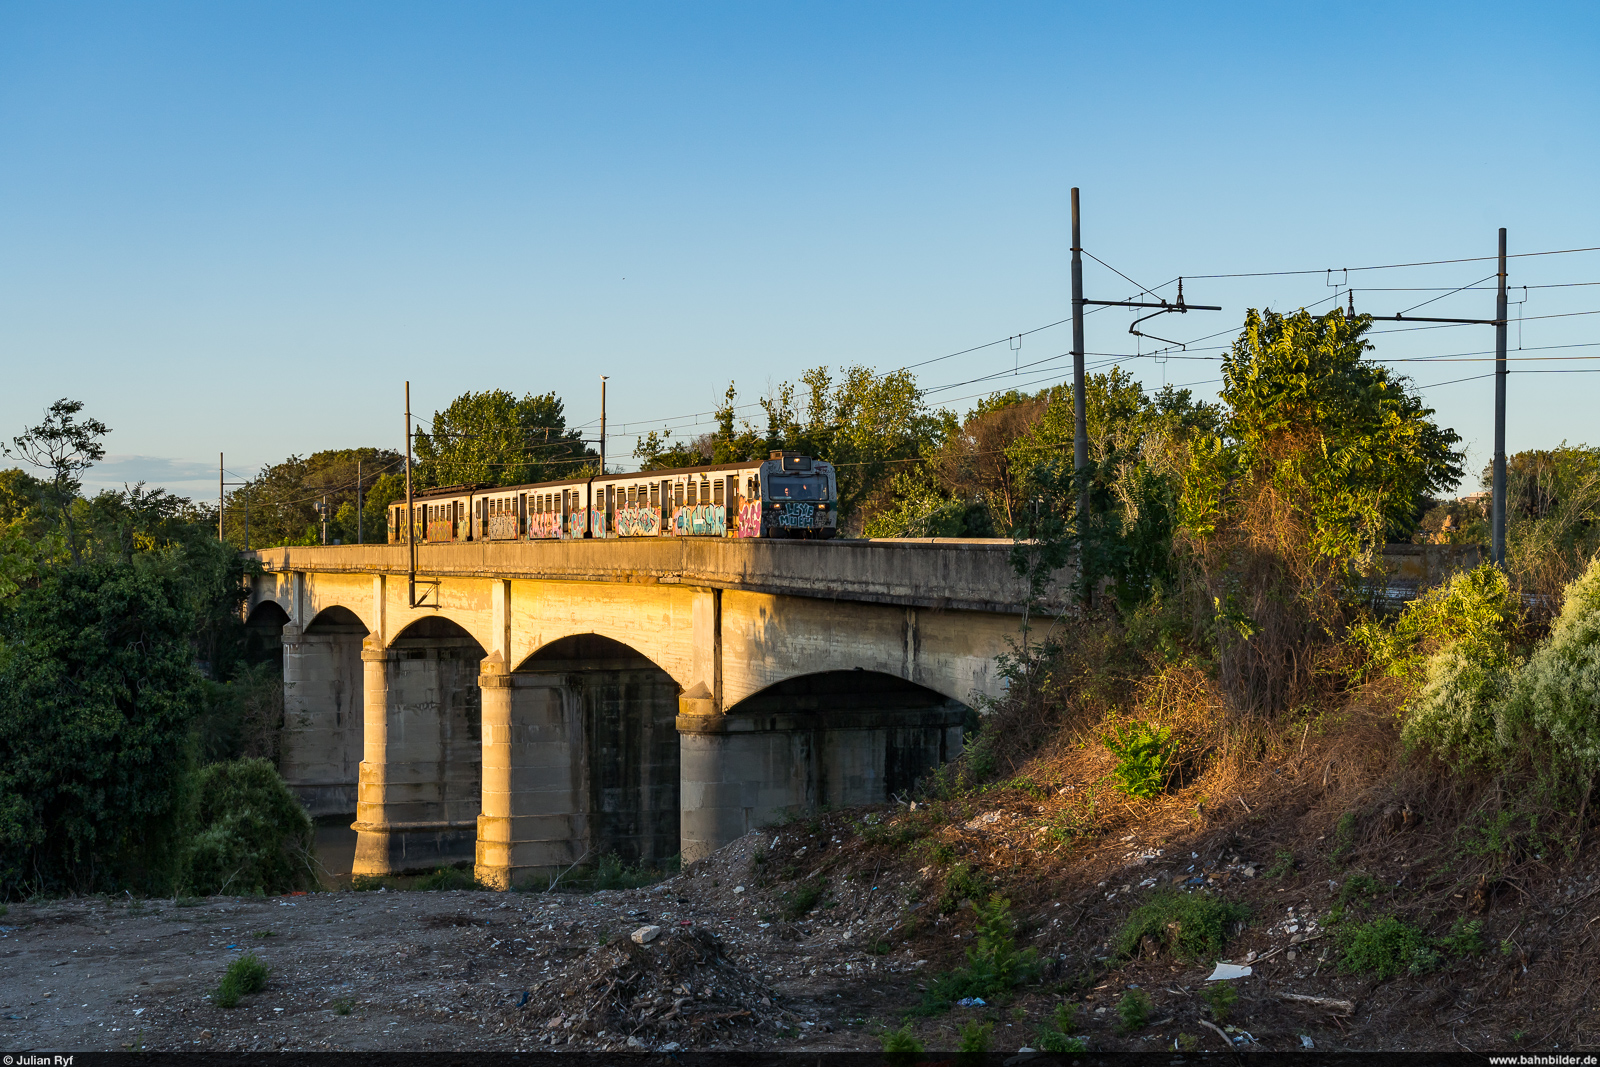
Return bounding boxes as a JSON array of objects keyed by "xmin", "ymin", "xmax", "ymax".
[{"xmin": 244, "ymin": 538, "xmax": 1063, "ymax": 888}]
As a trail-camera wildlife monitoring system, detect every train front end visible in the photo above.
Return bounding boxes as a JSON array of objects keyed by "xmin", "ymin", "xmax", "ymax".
[{"xmin": 760, "ymin": 451, "xmax": 837, "ymax": 539}]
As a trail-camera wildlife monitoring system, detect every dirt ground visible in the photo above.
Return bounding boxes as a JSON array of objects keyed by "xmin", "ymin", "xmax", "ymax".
[{"xmin": 5, "ymin": 791, "xmax": 1600, "ymax": 1057}]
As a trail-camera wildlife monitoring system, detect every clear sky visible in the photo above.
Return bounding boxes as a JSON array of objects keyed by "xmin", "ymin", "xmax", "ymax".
[{"xmin": 2, "ymin": 2, "xmax": 1596, "ymax": 499}]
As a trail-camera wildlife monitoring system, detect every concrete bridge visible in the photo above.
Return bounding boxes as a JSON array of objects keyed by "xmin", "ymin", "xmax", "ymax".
[{"xmin": 245, "ymin": 538, "xmax": 1059, "ymax": 888}]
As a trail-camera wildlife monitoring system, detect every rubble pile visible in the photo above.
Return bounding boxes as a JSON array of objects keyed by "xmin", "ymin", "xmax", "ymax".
[{"xmin": 512, "ymin": 925, "xmax": 792, "ymax": 1051}]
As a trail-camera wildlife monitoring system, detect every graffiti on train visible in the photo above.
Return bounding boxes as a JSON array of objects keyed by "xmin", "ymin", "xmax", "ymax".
[
  {"xmin": 673, "ymin": 504, "xmax": 727, "ymax": 537},
  {"xmin": 775, "ymin": 502, "xmax": 821, "ymax": 529},
  {"xmin": 736, "ymin": 501, "xmax": 762, "ymax": 538},
  {"xmin": 528, "ymin": 512, "xmax": 563, "ymax": 540},
  {"xmin": 615, "ymin": 505, "xmax": 663, "ymax": 537},
  {"xmin": 567, "ymin": 512, "xmax": 588, "ymax": 538},
  {"xmin": 487, "ymin": 515, "xmax": 519, "ymax": 541}
]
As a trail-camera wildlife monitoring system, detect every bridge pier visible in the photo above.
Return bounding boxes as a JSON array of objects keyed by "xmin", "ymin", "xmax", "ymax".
[
  {"xmin": 279, "ymin": 613, "xmax": 365, "ymax": 818},
  {"xmin": 352, "ymin": 623, "xmax": 485, "ymax": 877}
]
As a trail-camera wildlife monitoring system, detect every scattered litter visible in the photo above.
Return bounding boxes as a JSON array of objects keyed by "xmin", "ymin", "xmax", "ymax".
[
  {"xmin": 1206, "ymin": 963, "xmax": 1253, "ymax": 981},
  {"xmin": 1278, "ymin": 992, "xmax": 1355, "ymax": 1015},
  {"xmin": 1300, "ymin": 1035, "xmax": 1315, "ymax": 1049},
  {"xmin": 732, "ymin": 886, "xmax": 745, "ymax": 894},
  {"xmin": 956, "ymin": 997, "xmax": 987, "ymax": 1007},
  {"xmin": 515, "ymin": 991, "xmax": 530, "ymax": 1008},
  {"xmin": 631, "ymin": 925, "xmax": 662, "ymax": 945},
  {"xmin": 964, "ymin": 811, "xmax": 1002, "ymax": 830}
]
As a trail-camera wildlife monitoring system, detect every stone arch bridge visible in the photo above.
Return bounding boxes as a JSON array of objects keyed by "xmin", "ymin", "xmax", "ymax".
[{"xmin": 246, "ymin": 539, "xmax": 1061, "ymax": 888}]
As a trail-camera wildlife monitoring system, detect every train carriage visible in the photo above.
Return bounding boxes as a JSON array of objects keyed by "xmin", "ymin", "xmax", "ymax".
[{"xmin": 387, "ymin": 451, "xmax": 837, "ymax": 544}]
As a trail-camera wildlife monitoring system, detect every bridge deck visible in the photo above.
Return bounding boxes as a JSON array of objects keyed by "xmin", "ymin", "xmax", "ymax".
[{"xmin": 251, "ymin": 538, "xmax": 1066, "ymax": 615}]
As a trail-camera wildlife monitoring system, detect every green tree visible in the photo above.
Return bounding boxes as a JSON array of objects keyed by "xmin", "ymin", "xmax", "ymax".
[
  {"xmin": 4, "ymin": 399, "xmax": 110, "ymax": 565},
  {"xmin": 413, "ymin": 390, "xmax": 596, "ymax": 488},
  {"xmin": 0, "ymin": 559, "xmax": 206, "ymax": 896},
  {"xmin": 223, "ymin": 448, "xmax": 403, "ymax": 549},
  {"xmin": 1180, "ymin": 307, "xmax": 1463, "ymax": 712}
]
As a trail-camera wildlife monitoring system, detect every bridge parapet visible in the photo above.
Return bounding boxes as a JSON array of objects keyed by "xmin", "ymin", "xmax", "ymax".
[{"xmin": 249, "ymin": 537, "xmax": 1068, "ymax": 615}]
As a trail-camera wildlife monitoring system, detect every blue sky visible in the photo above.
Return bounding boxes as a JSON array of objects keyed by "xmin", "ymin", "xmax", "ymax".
[{"xmin": 2, "ymin": 2, "xmax": 1596, "ymax": 498}]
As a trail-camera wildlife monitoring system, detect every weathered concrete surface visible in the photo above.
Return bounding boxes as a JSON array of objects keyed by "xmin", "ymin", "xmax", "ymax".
[
  {"xmin": 248, "ymin": 540, "xmax": 1050, "ymax": 882},
  {"xmin": 250, "ymin": 537, "xmax": 1065, "ymax": 615}
]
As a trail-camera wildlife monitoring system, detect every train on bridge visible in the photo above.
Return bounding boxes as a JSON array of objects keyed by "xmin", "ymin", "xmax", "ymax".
[{"xmin": 387, "ymin": 451, "xmax": 838, "ymax": 543}]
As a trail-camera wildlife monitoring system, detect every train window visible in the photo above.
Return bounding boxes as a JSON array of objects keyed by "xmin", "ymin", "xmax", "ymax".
[
  {"xmin": 649, "ymin": 484, "xmax": 659, "ymax": 508},
  {"xmin": 685, "ymin": 481, "xmax": 696, "ymax": 506},
  {"xmin": 712, "ymin": 480, "xmax": 723, "ymax": 506}
]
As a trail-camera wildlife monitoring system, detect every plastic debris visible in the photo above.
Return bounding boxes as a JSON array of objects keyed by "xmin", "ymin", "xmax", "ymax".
[
  {"xmin": 956, "ymin": 997, "xmax": 987, "ymax": 1007},
  {"xmin": 515, "ymin": 991, "xmax": 530, "ymax": 1008},
  {"xmin": 1301, "ymin": 1035, "xmax": 1315, "ymax": 1049},
  {"xmin": 631, "ymin": 925, "xmax": 662, "ymax": 945},
  {"xmin": 1206, "ymin": 962, "xmax": 1253, "ymax": 981}
]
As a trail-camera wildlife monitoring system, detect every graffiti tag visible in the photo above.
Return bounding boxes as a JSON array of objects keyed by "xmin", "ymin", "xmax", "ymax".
[
  {"xmin": 736, "ymin": 500, "xmax": 762, "ymax": 537},
  {"xmin": 672, "ymin": 504, "xmax": 726, "ymax": 537},
  {"xmin": 528, "ymin": 512, "xmax": 563, "ymax": 540},
  {"xmin": 775, "ymin": 502, "xmax": 819, "ymax": 529},
  {"xmin": 615, "ymin": 505, "xmax": 662, "ymax": 537}
]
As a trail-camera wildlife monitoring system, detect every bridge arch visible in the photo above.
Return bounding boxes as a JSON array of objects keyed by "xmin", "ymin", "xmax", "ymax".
[
  {"xmin": 353, "ymin": 615, "xmax": 487, "ymax": 876},
  {"xmin": 679, "ymin": 669, "xmax": 969, "ymax": 861},
  {"xmin": 513, "ymin": 635, "xmax": 681, "ymax": 866}
]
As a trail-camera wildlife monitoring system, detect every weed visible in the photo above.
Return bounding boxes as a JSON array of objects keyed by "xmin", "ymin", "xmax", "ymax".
[
  {"xmin": 865, "ymin": 817, "xmax": 932, "ymax": 849},
  {"xmin": 1337, "ymin": 915, "xmax": 1439, "ymax": 979},
  {"xmin": 173, "ymin": 897, "xmax": 202, "ymax": 908},
  {"xmin": 917, "ymin": 894, "xmax": 1040, "ymax": 1014},
  {"xmin": 0, "ymin": 904, "xmax": 7, "ymax": 918},
  {"xmin": 412, "ymin": 866, "xmax": 488, "ymax": 892},
  {"xmin": 1051, "ymin": 1001, "xmax": 1080, "ymax": 1034},
  {"xmin": 250, "ymin": 930, "xmax": 275, "ymax": 939},
  {"xmin": 1037, "ymin": 1027, "xmax": 1088, "ymax": 1055},
  {"xmin": 215, "ymin": 952, "xmax": 269, "ymax": 1009},
  {"xmin": 1114, "ymin": 890, "xmax": 1249, "ymax": 962},
  {"xmin": 1103, "ymin": 721, "xmax": 1175, "ymax": 799},
  {"xmin": 781, "ymin": 879, "xmax": 826, "ymax": 920},
  {"xmin": 1200, "ymin": 981, "xmax": 1237, "ymax": 1023},
  {"xmin": 936, "ymin": 862, "xmax": 992, "ymax": 914},
  {"xmin": 1177, "ymin": 1032, "xmax": 1200, "ymax": 1052},
  {"xmin": 1265, "ymin": 850, "xmax": 1295, "ymax": 878},
  {"xmin": 956, "ymin": 1019, "xmax": 993, "ymax": 1066},
  {"xmin": 1499, "ymin": 936, "xmax": 1516, "ymax": 956},
  {"xmin": 1440, "ymin": 916, "xmax": 1485, "ymax": 957},
  {"xmin": 1116, "ymin": 988, "xmax": 1152, "ymax": 1033},
  {"xmin": 332, "ymin": 998, "xmax": 354, "ymax": 1016},
  {"xmin": 350, "ymin": 874, "xmax": 387, "ymax": 892},
  {"xmin": 879, "ymin": 1024, "xmax": 924, "ymax": 1067},
  {"xmin": 1332, "ymin": 812, "xmax": 1358, "ymax": 863},
  {"xmin": 921, "ymin": 840, "xmax": 958, "ymax": 865},
  {"xmin": 989, "ymin": 776, "xmax": 1048, "ymax": 799},
  {"xmin": 1338, "ymin": 873, "xmax": 1380, "ymax": 905}
]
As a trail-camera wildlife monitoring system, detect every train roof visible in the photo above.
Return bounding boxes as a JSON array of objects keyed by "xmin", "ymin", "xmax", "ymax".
[{"xmin": 398, "ymin": 455, "xmax": 830, "ymax": 502}]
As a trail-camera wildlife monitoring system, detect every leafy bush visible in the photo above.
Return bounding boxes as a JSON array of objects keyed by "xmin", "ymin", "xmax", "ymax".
[
  {"xmin": 1265, "ymin": 849, "xmax": 1295, "ymax": 878},
  {"xmin": 1116, "ymin": 987, "xmax": 1152, "ymax": 1032},
  {"xmin": 919, "ymin": 894, "xmax": 1040, "ymax": 1014},
  {"xmin": 215, "ymin": 952, "xmax": 269, "ymax": 1008},
  {"xmin": 1338, "ymin": 873, "xmax": 1380, "ymax": 904},
  {"xmin": 1337, "ymin": 915, "xmax": 1438, "ymax": 979},
  {"xmin": 1440, "ymin": 916, "xmax": 1485, "ymax": 957},
  {"xmin": 1115, "ymin": 889, "xmax": 1249, "ymax": 962},
  {"xmin": 1352, "ymin": 564, "xmax": 1516, "ymax": 684},
  {"xmin": 1200, "ymin": 981, "xmax": 1237, "ymax": 1022},
  {"xmin": 0, "ymin": 560, "xmax": 205, "ymax": 897},
  {"xmin": 1035, "ymin": 1002, "xmax": 1087, "ymax": 1055},
  {"xmin": 956, "ymin": 1019, "xmax": 993, "ymax": 1065},
  {"xmin": 781, "ymin": 879, "xmax": 826, "ymax": 920},
  {"xmin": 1402, "ymin": 554, "xmax": 1600, "ymax": 779},
  {"xmin": 1504, "ymin": 555, "xmax": 1600, "ymax": 777},
  {"xmin": 1103, "ymin": 721, "xmax": 1175, "ymax": 798},
  {"xmin": 879, "ymin": 1024, "xmax": 924, "ymax": 1067},
  {"xmin": 936, "ymin": 862, "xmax": 992, "ymax": 914},
  {"xmin": 183, "ymin": 758, "xmax": 317, "ymax": 896}
]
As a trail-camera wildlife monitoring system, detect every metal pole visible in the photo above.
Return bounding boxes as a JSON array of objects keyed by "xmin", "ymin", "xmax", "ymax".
[
  {"xmin": 1492, "ymin": 228, "xmax": 1508, "ymax": 567},
  {"xmin": 218, "ymin": 452, "xmax": 225, "ymax": 541},
  {"xmin": 600, "ymin": 376, "xmax": 608, "ymax": 474},
  {"xmin": 243, "ymin": 489, "xmax": 249, "ymax": 551},
  {"xmin": 321, "ymin": 496, "xmax": 329, "ymax": 545},
  {"xmin": 405, "ymin": 381, "xmax": 416, "ymax": 606},
  {"xmin": 1070, "ymin": 188, "xmax": 1088, "ymax": 592},
  {"xmin": 357, "ymin": 459, "xmax": 363, "ymax": 544}
]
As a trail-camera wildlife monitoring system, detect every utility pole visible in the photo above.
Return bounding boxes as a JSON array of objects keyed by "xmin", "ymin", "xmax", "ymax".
[
  {"xmin": 321, "ymin": 496, "xmax": 329, "ymax": 545},
  {"xmin": 405, "ymin": 381, "xmax": 417, "ymax": 606},
  {"xmin": 1068, "ymin": 188, "xmax": 1220, "ymax": 603},
  {"xmin": 243, "ymin": 490, "xmax": 249, "ymax": 551},
  {"xmin": 1070, "ymin": 189, "xmax": 1087, "ymax": 533},
  {"xmin": 1493, "ymin": 228, "xmax": 1509, "ymax": 567},
  {"xmin": 599, "ymin": 376, "xmax": 608, "ymax": 474},
  {"xmin": 1358, "ymin": 228, "xmax": 1509, "ymax": 567},
  {"xmin": 218, "ymin": 453, "xmax": 225, "ymax": 541},
  {"xmin": 356, "ymin": 459, "xmax": 363, "ymax": 545}
]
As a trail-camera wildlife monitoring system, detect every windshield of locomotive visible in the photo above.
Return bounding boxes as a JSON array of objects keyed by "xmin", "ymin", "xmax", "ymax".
[{"xmin": 766, "ymin": 474, "xmax": 828, "ymax": 500}]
